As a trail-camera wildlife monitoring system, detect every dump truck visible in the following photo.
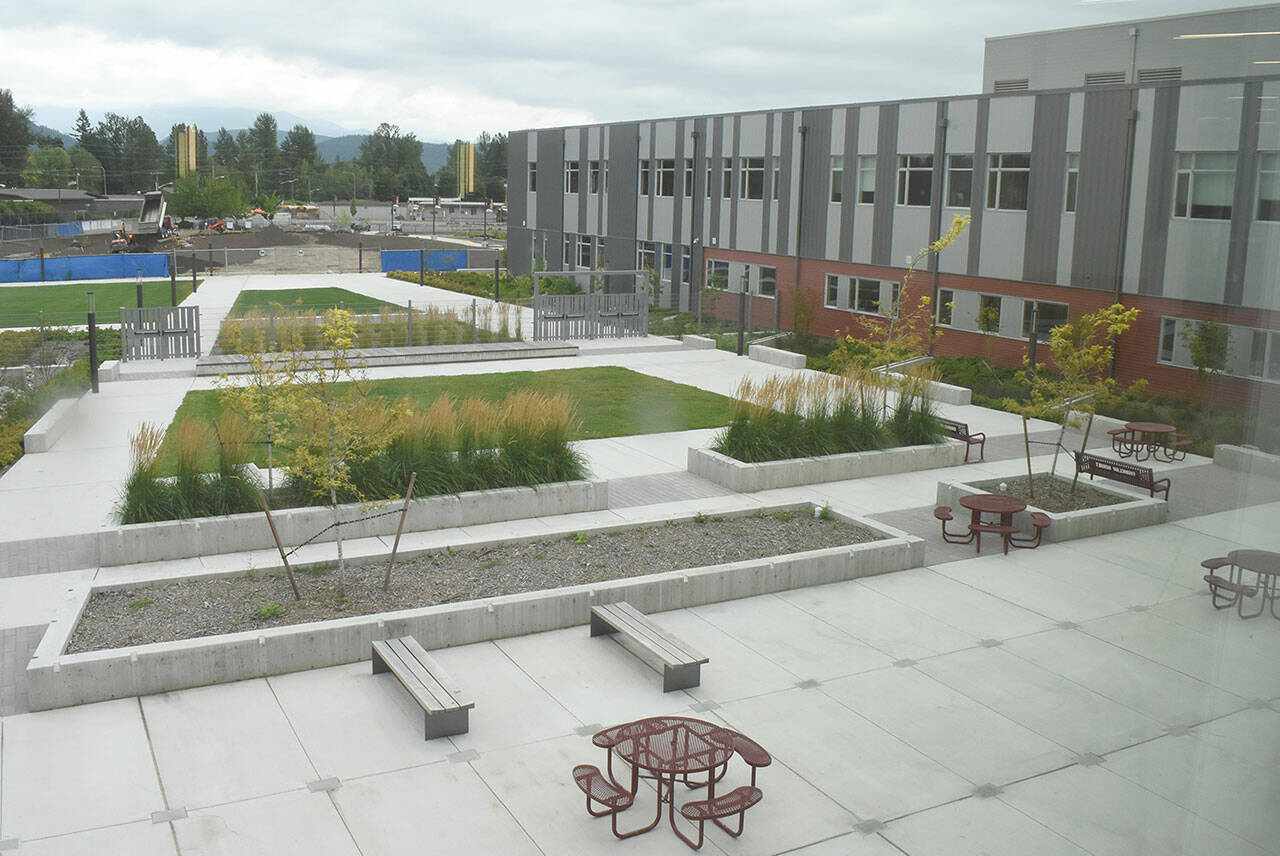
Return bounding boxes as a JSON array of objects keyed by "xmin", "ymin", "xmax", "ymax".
[{"xmin": 108, "ymin": 191, "xmax": 178, "ymax": 253}]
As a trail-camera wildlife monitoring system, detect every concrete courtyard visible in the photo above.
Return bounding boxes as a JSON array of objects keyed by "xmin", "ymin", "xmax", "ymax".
[{"xmin": 1, "ymin": 272, "xmax": 1277, "ymax": 855}]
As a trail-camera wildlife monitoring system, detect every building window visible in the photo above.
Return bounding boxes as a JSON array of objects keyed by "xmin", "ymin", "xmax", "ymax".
[
  {"xmin": 706, "ymin": 161, "xmax": 713, "ymax": 198},
  {"xmin": 637, "ymin": 241, "xmax": 656, "ymax": 272},
  {"xmin": 987, "ymin": 153, "xmax": 1030, "ymax": 210},
  {"xmin": 578, "ymin": 236, "xmax": 592, "ymax": 268},
  {"xmin": 946, "ymin": 155, "xmax": 973, "ymax": 208},
  {"xmin": 1159, "ymin": 317, "xmax": 1177, "ymax": 363},
  {"xmin": 1257, "ymin": 152, "xmax": 1280, "ymax": 221},
  {"xmin": 854, "ymin": 278, "xmax": 881, "ymax": 313},
  {"xmin": 897, "ymin": 154, "xmax": 933, "ymax": 206},
  {"xmin": 825, "ymin": 274, "xmax": 840, "ymax": 309},
  {"xmin": 589, "ymin": 160, "xmax": 600, "ymax": 194},
  {"xmin": 830, "ymin": 155, "xmax": 844, "ymax": 203},
  {"xmin": 937, "ymin": 288, "xmax": 954, "ymax": 326},
  {"xmin": 978, "ymin": 294, "xmax": 1002, "ymax": 333},
  {"xmin": 772, "ymin": 156, "xmax": 781, "ymax": 200},
  {"xmin": 603, "ymin": 161, "xmax": 609, "ymax": 192},
  {"xmin": 1250, "ymin": 329, "xmax": 1267, "ymax": 378},
  {"xmin": 564, "ymin": 160, "xmax": 580, "ymax": 194},
  {"xmin": 1174, "ymin": 152, "xmax": 1235, "ymax": 220},
  {"xmin": 563, "ymin": 233, "xmax": 574, "ymax": 266},
  {"xmin": 706, "ymin": 258, "xmax": 729, "ymax": 289},
  {"xmin": 638, "ymin": 160, "xmax": 651, "ymax": 196},
  {"xmin": 1064, "ymin": 153, "xmax": 1080, "ymax": 213},
  {"xmin": 528, "ymin": 162, "xmax": 537, "ymax": 193},
  {"xmin": 740, "ymin": 157, "xmax": 764, "ymax": 200},
  {"xmin": 681, "ymin": 245, "xmax": 692, "ymax": 284},
  {"xmin": 858, "ymin": 155, "xmax": 877, "ymax": 203},
  {"xmin": 683, "ymin": 158, "xmax": 694, "ymax": 196},
  {"xmin": 722, "ymin": 158, "xmax": 733, "ymax": 199},
  {"xmin": 1022, "ymin": 300, "xmax": 1068, "ymax": 342},
  {"xmin": 759, "ymin": 266, "xmax": 777, "ymax": 298},
  {"xmin": 887, "ymin": 283, "xmax": 901, "ymax": 316},
  {"xmin": 661, "ymin": 244, "xmax": 673, "ymax": 280},
  {"xmin": 657, "ymin": 159, "xmax": 676, "ymax": 197}
]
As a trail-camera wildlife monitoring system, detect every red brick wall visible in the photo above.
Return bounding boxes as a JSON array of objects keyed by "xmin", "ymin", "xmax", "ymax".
[{"xmin": 700, "ymin": 249, "xmax": 1279, "ymax": 411}]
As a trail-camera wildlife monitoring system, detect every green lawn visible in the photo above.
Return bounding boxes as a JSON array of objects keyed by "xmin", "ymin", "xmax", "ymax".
[
  {"xmin": 157, "ymin": 366, "xmax": 734, "ymax": 472},
  {"xmin": 228, "ymin": 288, "xmax": 397, "ymax": 317},
  {"xmin": 0, "ymin": 281, "xmax": 197, "ymax": 327}
]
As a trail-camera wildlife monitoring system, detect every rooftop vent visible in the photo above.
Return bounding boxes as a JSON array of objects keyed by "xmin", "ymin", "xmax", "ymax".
[
  {"xmin": 1138, "ymin": 67, "xmax": 1183, "ymax": 84},
  {"xmin": 1085, "ymin": 71, "xmax": 1127, "ymax": 87},
  {"xmin": 993, "ymin": 79, "xmax": 1030, "ymax": 93}
]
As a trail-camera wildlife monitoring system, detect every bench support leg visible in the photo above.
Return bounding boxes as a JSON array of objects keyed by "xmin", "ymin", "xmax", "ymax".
[
  {"xmin": 590, "ymin": 612, "xmax": 616, "ymax": 637},
  {"xmin": 663, "ymin": 663, "xmax": 701, "ymax": 692},
  {"xmin": 372, "ymin": 648, "xmax": 389, "ymax": 674},
  {"xmin": 425, "ymin": 707, "xmax": 470, "ymax": 739}
]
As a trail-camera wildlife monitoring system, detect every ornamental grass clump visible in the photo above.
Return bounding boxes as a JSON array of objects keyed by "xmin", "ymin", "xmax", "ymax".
[
  {"xmin": 119, "ymin": 422, "xmax": 176, "ymax": 524},
  {"xmin": 712, "ymin": 367, "xmax": 940, "ymax": 464}
]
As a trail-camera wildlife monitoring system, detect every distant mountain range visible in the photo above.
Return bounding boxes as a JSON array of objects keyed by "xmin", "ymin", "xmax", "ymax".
[{"xmin": 30, "ymin": 110, "xmax": 453, "ymax": 173}]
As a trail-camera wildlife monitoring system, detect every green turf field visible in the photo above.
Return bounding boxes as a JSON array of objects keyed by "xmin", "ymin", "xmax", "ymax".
[
  {"xmin": 227, "ymin": 288, "xmax": 397, "ymax": 317},
  {"xmin": 0, "ymin": 281, "xmax": 197, "ymax": 327}
]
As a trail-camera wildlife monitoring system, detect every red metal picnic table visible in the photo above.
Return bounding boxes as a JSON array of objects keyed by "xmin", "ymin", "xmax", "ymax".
[
  {"xmin": 1116, "ymin": 421, "xmax": 1178, "ymax": 462},
  {"xmin": 959, "ymin": 493, "xmax": 1027, "ymax": 554}
]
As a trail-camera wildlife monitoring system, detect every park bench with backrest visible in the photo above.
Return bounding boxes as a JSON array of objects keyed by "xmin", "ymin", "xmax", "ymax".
[
  {"xmin": 1074, "ymin": 451, "xmax": 1170, "ymax": 499},
  {"xmin": 938, "ymin": 417, "xmax": 985, "ymax": 462},
  {"xmin": 371, "ymin": 636, "xmax": 474, "ymax": 739},
  {"xmin": 590, "ymin": 601, "xmax": 707, "ymax": 692}
]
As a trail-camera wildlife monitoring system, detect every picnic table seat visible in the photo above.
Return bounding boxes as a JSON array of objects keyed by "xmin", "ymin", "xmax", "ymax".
[
  {"xmin": 934, "ymin": 505, "xmax": 974, "ymax": 544},
  {"xmin": 1202, "ymin": 556, "xmax": 1258, "ymax": 608},
  {"xmin": 590, "ymin": 602, "xmax": 708, "ymax": 692},
  {"xmin": 573, "ymin": 764, "xmax": 648, "ymax": 839},
  {"xmin": 969, "ymin": 521, "xmax": 1021, "ymax": 554},
  {"xmin": 938, "ymin": 417, "xmax": 986, "ymax": 462},
  {"xmin": 680, "ymin": 785, "xmax": 764, "ymax": 847},
  {"xmin": 1010, "ymin": 511, "xmax": 1051, "ymax": 549}
]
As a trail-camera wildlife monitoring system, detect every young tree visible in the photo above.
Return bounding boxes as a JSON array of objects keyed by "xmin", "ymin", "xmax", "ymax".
[
  {"xmin": 1005, "ymin": 303, "xmax": 1141, "ymax": 496},
  {"xmin": 0, "ymin": 89, "xmax": 33, "ymax": 187},
  {"xmin": 282, "ymin": 309, "xmax": 404, "ymax": 590},
  {"xmin": 216, "ymin": 316, "xmax": 299, "ymax": 495},
  {"xmin": 1181, "ymin": 318, "xmax": 1230, "ymax": 404},
  {"xmin": 20, "ymin": 146, "xmax": 71, "ymax": 187}
]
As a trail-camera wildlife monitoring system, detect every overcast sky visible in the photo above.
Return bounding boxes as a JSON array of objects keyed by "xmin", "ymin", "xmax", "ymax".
[{"xmin": 0, "ymin": 0, "xmax": 1265, "ymax": 142}]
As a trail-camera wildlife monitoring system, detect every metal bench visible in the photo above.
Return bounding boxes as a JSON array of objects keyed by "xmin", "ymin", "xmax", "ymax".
[
  {"xmin": 1074, "ymin": 451, "xmax": 1170, "ymax": 499},
  {"xmin": 371, "ymin": 636, "xmax": 474, "ymax": 739},
  {"xmin": 680, "ymin": 785, "xmax": 763, "ymax": 847},
  {"xmin": 590, "ymin": 602, "xmax": 708, "ymax": 692},
  {"xmin": 938, "ymin": 417, "xmax": 985, "ymax": 462}
]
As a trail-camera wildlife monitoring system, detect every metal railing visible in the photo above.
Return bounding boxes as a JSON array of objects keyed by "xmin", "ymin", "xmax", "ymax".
[
  {"xmin": 533, "ymin": 293, "xmax": 648, "ymax": 340},
  {"xmin": 120, "ymin": 306, "xmax": 201, "ymax": 361}
]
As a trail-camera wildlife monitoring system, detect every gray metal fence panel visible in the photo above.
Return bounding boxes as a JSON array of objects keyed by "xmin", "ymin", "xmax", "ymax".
[
  {"xmin": 533, "ymin": 294, "xmax": 648, "ymax": 340},
  {"xmin": 120, "ymin": 306, "xmax": 201, "ymax": 361}
]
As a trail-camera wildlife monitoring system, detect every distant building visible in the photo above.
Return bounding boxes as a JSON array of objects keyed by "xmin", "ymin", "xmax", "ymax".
[
  {"xmin": 174, "ymin": 125, "xmax": 198, "ymax": 178},
  {"xmin": 506, "ymin": 4, "xmax": 1280, "ymax": 430},
  {"xmin": 455, "ymin": 142, "xmax": 476, "ymax": 198}
]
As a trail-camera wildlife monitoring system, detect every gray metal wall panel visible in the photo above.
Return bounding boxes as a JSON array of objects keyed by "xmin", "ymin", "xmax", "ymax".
[
  {"xmin": 536, "ymin": 129, "xmax": 565, "ymax": 270},
  {"xmin": 646, "ymin": 125, "xmax": 656, "ymax": 240},
  {"xmin": 967, "ymin": 98, "xmax": 990, "ymax": 275},
  {"xmin": 1069, "ymin": 89, "xmax": 1133, "ymax": 292},
  {"xmin": 1022, "ymin": 92, "xmax": 1069, "ymax": 284},
  {"xmin": 508, "ymin": 227, "xmax": 533, "ymax": 275},
  {"xmin": 1137, "ymin": 87, "xmax": 1180, "ymax": 296},
  {"xmin": 776, "ymin": 113, "xmax": 794, "ymax": 254},
  {"xmin": 577, "ymin": 128, "xmax": 589, "ymax": 234},
  {"xmin": 692, "ymin": 118, "xmax": 707, "ymax": 280},
  {"xmin": 508, "ymin": 132, "xmax": 528, "ymax": 228},
  {"xmin": 673, "ymin": 120, "xmax": 687, "ymax": 307},
  {"xmin": 871, "ymin": 104, "xmax": 899, "ymax": 266},
  {"xmin": 928, "ymin": 102, "xmax": 947, "ymax": 273},
  {"xmin": 729, "ymin": 117, "xmax": 741, "ymax": 247},
  {"xmin": 1225, "ymin": 81, "xmax": 1262, "ymax": 306},
  {"xmin": 761, "ymin": 113, "xmax": 775, "ymax": 253},
  {"xmin": 607, "ymin": 124, "xmax": 640, "ymax": 291},
  {"xmin": 800, "ymin": 109, "xmax": 832, "ymax": 259},
  {"xmin": 839, "ymin": 108, "xmax": 860, "ymax": 261},
  {"xmin": 710, "ymin": 117, "xmax": 724, "ymax": 244}
]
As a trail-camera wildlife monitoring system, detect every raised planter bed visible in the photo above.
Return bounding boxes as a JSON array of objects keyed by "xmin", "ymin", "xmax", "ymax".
[
  {"xmin": 99, "ymin": 479, "xmax": 607, "ymax": 567},
  {"xmin": 935, "ymin": 474, "xmax": 1166, "ymax": 543},
  {"xmin": 1214, "ymin": 444, "xmax": 1280, "ymax": 481},
  {"xmin": 26, "ymin": 503, "xmax": 924, "ymax": 710},
  {"xmin": 689, "ymin": 441, "xmax": 965, "ymax": 493}
]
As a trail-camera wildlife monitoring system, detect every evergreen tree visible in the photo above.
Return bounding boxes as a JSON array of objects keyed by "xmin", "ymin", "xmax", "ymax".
[{"xmin": 0, "ymin": 89, "xmax": 33, "ymax": 187}]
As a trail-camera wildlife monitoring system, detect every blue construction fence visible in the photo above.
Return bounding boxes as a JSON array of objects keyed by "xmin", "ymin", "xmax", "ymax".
[
  {"xmin": 0, "ymin": 253, "xmax": 169, "ymax": 284},
  {"xmin": 380, "ymin": 249, "xmax": 469, "ymax": 274}
]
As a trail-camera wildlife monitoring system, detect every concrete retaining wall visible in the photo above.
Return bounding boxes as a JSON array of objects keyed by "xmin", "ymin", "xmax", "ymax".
[
  {"xmin": 196, "ymin": 341, "xmax": 577, "ymax": 377},
  {"xmin": 22, "ymin": 396, "xmax": 81, "ymax": 453},
  {"xmin": 27, "ymin": 504, "xmax": 925, "ymax": 710},
  {"xmin": 935, "ymin": 476, "xmax": 1166, "ymax": 542},
  {"xmin": 748, "ymin": 343, "xmax": 806, "ymax": 369},
  {"xmin": 689, "ymin": 441, "xmax": 966, "ymax": 493},
  {"xmin": 1214, "ymin": 444, "xmax": 1280, "ymax": 481},
  {"xmin": 97, "ymin": 480, "xmax": 607, "ymax": 567},
  {"xmin": 681, "ymin": 334, "xmax": 717, "ymax": 349}
]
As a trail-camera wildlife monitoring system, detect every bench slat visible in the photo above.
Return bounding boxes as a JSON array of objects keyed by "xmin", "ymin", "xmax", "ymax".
[{"xmin": 374, "ymin": 638, "xmax": 472, "ymax": 712}]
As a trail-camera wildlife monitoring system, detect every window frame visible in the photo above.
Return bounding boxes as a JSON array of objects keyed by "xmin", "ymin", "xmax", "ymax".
[
  {"xmin": 825, "ymin": 274, "xmax": 841, "ymax": 309},
  {"xmin": 986, "ymin": 153, "xmax": 1031, "ymax": 211},
  {"xmin": 897, "ymin": 154, "xmax": 934, "ymax": 207},
  {"xmin": 945, "ymin": 154, "xmax": 973, "ymax": 209},
  {"xmin": 527, "ymin": 161, "xmax": 537, "ymax": 193},
  {"xmin": 772, "ymin": 156, "xmax": 781, "ymax": 201},
  {"xmin": 656, "ymin": 159, "xmax": 676, "ymax": 198},
  {"xmin": 978, "ymin": 294, "xmax": 1003, "ymax": 333},
  {"xmin": 1064, "ymin": 153, "xmax": 1080, "ymax": 213},
  {"xmin": 936, "ymin": 288, "xmax": 955, "ymax": 327},
  {"xmin": 758, "ymin": 265, "xmax": 777, "ymax": 298},
  {"xmin": 1173, "ymin": 152, "xmax": 1236, "ymax": 220},
  {"xmin": 577, "ymin": 235, "xmax": 592, "ymax": 268},
  {"xmin": 830, "ymin": 155, "xmax": 844, "ymax": 203},
  {"xmin": 636, "ymin": 240, "xmax": 656, "ymax": 273},
  {"xmin": 563, "ymin": 233, "xmax": 574, "ymax": 267},
  {"xmin": 683, "ymin": 158, "xmax": 694, "ymax": 197},
  {"xmin": 1258, "ymin": 152, "xmax": 1280, "ymax": 221},
  {"xmin": 638, "ymin": 159, "xmax": 651, "ymax": 196},
  {"xmin": 857, "ymin": 155, "xmax": 877, "ymax": 203},
  {"xmin": 564, "ymin": 160, "xmax": 580, "ymax": 194},
  {"xmin": 1021, "ymin": 299, "xmax": 1068, "ymax": 343},
  {"xmin": 589, "ymin": 160, "xmax": 600, "ymax": 194},
  {"xmin": 739, "ymin": 157, "xmax": 764, "ymax": 200},
  {"xmin": 722, "ymin": 158, "xmax": 733, "ymax": 199},
  {"xmin": 853, "ymin": 278, "xmax": 882, "ymax": 314}
]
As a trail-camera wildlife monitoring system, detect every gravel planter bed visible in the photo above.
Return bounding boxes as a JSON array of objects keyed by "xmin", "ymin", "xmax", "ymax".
[
  {"xmin": 968, "ymin": 474, "xmax": 1128, "ymax": 513},
  {"xmin": 68, "ymin": 512, "xmax": 880, "ymax": 653}
]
